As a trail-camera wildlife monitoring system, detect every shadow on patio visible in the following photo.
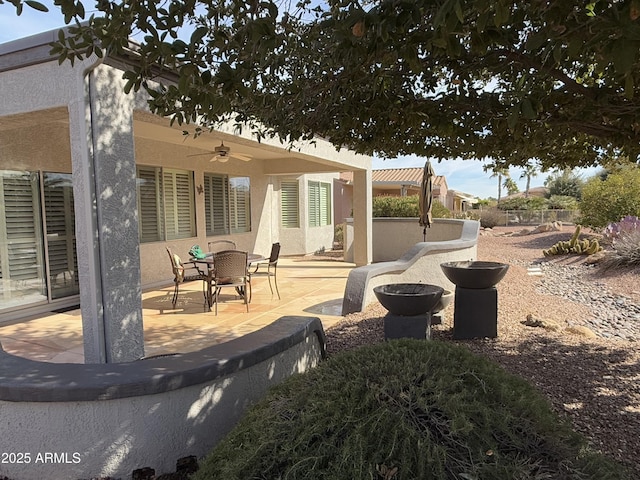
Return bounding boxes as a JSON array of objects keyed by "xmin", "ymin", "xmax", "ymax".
[{"xmin": 0, "ymin": 256, "xmax": 354, "ymax": 364}]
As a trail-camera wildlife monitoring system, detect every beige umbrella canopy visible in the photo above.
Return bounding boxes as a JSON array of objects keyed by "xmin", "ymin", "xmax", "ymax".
[{"xmin": 419, "ymin": 159, "xmax": 435, "ymax": 241}]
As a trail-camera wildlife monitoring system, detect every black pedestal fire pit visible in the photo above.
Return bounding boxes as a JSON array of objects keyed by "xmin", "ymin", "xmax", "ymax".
[
  {"xmin": 374, "ymin": 283, "xmax": 443, "ymax": 340},
  {"xmin": 440, "ymin": 261, "xmax": 509, "ymax": 339}
]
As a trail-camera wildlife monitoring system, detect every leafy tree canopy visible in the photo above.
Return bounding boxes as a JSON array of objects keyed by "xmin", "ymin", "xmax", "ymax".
[{"xmin": 6, "ymin": 0, "xmax": 640, "ymax": 170}]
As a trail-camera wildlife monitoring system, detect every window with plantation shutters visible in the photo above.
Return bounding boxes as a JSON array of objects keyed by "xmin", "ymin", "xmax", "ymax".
[
  {"xmin": 308, "ymin": 181, "xmax": 331, "ymax": 227},
  {"xmin": 43, "ymin": 173, "xmax": 79, "ymax": 299},
  {"xmin": 280, "ymin": 180, "xmax": 299, "ymax": 228},
  {"xmin": 0, "ymin": 171, "xmax": 43, "ymax": 283},
  {"xmin": 0, "ymin": 170, "xmax": 46, "ymax": 309},
  {"xmin": 204, "ymin": 173, "xmax": 251, "ymax": 236},
  {"xmin": 229, "ymin": 177, "xmax": 251, "ymax": 233},
  {"xmin": 137, "ymin": 167, "xmax": 164, "ymax": 242},
  {"xmin": 163, "ymin": 169, "xmax": 196, "ymax": 240},
  {"xmin": 136, "ymin": 166, "xmax": 195, "ymax": 242}
]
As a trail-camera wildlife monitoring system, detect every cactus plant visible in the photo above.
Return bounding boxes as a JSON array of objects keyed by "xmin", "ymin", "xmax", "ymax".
[{"xmin": 543, "ymin": 225, "xmax": 603, "ymax": 256}]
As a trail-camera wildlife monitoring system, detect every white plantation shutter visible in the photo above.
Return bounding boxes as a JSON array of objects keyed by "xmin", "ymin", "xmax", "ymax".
[
  {"xmin": 163, "ymin": 169, "xmax": 195, "ymax": 240},
  {"xmin": 320, "ymin": 182, "xmax": 331, "ymax": 226},
  {"xmin": 230, "ymin": 177, "xmax": 250, "ymax": 233},
  {"xmin": 280, "ymin": 180, "xmax": 299, "ymax": 228},
  {"xmin": 43, "ymin": 173, "xmax": 78, "ymax": 297},
  {"xmin": 137, "ymin": 167, "xmax": 195, "ymax": 242},
  {"xmin": 1, "ymin": 172, "xmax": 43, "ymax": 281},
  {"xmin": 204, "ymin": 174, "xmax": 251, "ymax": 236},
  {"xmin": 308, "ymin": 181, "xmax": 331, "ymax": 227},
  {"xmin": 137, "ymin": 167, "xmax": 164, "ymax": 242},
  {"xmin": 308, "ymin": 181, "xmax": 320, "ymax": 227},
  {"xmin": 204, "ymin": 174, "xmax": 229, "ymax": 235}
]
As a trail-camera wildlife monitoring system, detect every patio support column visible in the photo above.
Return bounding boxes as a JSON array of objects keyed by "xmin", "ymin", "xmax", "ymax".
[
  {"xmin": 351, "ymin": 169, "xmax": 372, "ymax": 266},
  {"xmin": 69, "ymin": 62, "xmax": 144, "ymax": 363}
]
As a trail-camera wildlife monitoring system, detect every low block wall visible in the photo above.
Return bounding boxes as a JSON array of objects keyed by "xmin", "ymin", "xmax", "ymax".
[
  {"xmin": 0, "ymin": 316, "xmax": 325, "ymax": 480},
  {"xmin": 342, "ymin": 219, "xmax": 480, "ymax": 314},
  {"xmin": 344, "ymin": 217, "xmax": 467, "ymax": 263}
]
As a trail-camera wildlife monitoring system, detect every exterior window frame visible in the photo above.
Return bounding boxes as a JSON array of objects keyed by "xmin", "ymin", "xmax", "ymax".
[
  {"xmin": 280, "ymin": 179, "xmax": 300, "ymax": 228},
  {"xmin": 308, "ymin": 180, "xmax": 332, "ymax": 227},
  {"xmin": 204, "ymin": 173, "xmax": 251, "ymax": 236},
  {"xmin": 137, "ymin": 165, "xmax": 196, "ymax": 243}
]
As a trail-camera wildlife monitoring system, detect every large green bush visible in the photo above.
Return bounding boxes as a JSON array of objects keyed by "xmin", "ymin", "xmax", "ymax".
[
  {"xmin": 579, "ymin": 166, "xmax": 640, "ymax": 228},
  {"xmin": 372, "ymin": 195, "xmax": 451, "ymax": 218},
  {"xmin": 194, "ymin": 340, "xmax": 628, "ymax": 480},
  {"xmin": 373, "ymin": 195, "xmax": 419, "ymax": 217},
  {"xmin": 497, "ymin": 196, "xmax": 548, "ymax": 211}
]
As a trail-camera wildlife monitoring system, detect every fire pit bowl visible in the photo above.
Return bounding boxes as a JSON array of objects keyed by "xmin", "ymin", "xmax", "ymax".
[
  {"xmin": 440, "ymin": 261, "xmax": 509, "ymax": 289},
  {"xmin": 432, "ymin": 289, "xmax": 453, "ymax": 314},
  {"xmin": 374, "ymin": 283, "xmax": 443, "ymax": 316}
]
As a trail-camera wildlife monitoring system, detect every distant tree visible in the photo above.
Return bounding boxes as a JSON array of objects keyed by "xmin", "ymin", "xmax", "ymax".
[
  {"xmin": 519, "ymin": 163, "xmax": 538, "ymax": 198},
  {"xmin": 503, "ymin": 177, "xmax": 520, "ymax": 196},
  {"xmin": 544, "ymin": 169, "xmax": 584, "ymax": 199},
  {"xmin": 484, "ymin": 163, "xmax": 510, "ymax": 203}
]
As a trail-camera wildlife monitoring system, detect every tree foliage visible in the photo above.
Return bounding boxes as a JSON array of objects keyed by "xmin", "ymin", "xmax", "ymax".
[
  {"xmin": 579, "ymin": 164, "xmax": 640, "ymax": 228},
  {"xmin": 544, "ymin": 169, "xmax": 585, "ymax": 199},
  {"xmin": 7, "ymin": 0, "xmax": 640, "ymax": 169}
]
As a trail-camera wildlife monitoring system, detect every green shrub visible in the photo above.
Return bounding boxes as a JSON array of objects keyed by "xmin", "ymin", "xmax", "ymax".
[
  {"xmin": 372, "ymin": 196, "xmax": 451, "ymax": 219},
  {"xmin": 579, "ymin": 165, "xmax": 640, "ymax": 228},
  {"xmin": 497, "ymin": 196, "xmax": 548, "ymax": 211},
  {"xmin": 431, "ymin": 200, "xmax": 451, "ymax": 218},
  {"xmin": 547, "ymin": 195, "xmax": 579, "ymax": 210},
  {"xmin": 373, "ymin": 195, "xmax": 419, "ymax": 217},
  {"xmin": 479, "ymin": 208, "xmax": 505, "ymax": 228},
  {"xmin": 194, "ymin": 340, "xmax": 628, "ymax": 480}
]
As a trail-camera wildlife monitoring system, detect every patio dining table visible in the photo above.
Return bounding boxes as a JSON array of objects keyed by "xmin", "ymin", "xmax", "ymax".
[{"xmin": 189, "ymin": 252, "xmax": 265, "ymax": 308}]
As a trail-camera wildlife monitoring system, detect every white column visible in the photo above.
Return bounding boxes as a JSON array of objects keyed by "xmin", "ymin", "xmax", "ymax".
[
  {"xmin": 352, "ymin": 169, "xmax": 372, "ymax": 266},
  {"xmin": 70, "ymin": 62, "xmax": 144, "ymax": 363}
]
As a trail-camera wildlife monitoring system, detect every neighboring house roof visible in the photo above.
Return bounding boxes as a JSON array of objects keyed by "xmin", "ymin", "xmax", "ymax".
[
  {"xmin": 372, "ymin": 168, "xmax": 446, "ymax": 188},
  {"xmin": 340, "ymin": 168, "xmax": 447, "ymax": 189},
  {"xmin": 502, "ymin": 186, "xmax": 549, "ymax": 199},
  {"xmin": 448, "ymin": 189, "xmax": 479, "ymax": 204}
]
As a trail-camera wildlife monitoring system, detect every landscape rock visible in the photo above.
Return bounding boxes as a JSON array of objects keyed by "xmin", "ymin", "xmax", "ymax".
[
  {"xmin": 522, "ymin": 314, "xmax": 562, "ymax": 331},
  {"xmin": 530, "ymin": 222, "xmax": 562, "ymax": 234},
  {"xmin": 564, "ymin": 325, "xmax": 598, "ymax": 338}
]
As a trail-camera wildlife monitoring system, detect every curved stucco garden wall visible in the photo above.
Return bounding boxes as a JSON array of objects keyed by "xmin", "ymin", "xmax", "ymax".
[
  {"xmin": 0, "ymin": 316, "xmax": 325, "ymax": 480},
  {"xmin": 342, "ymin": 219, "xmax": 480, "ymax": 314},
  {"xmin": 344, "ymin": 217, "xmax": 471, "ymax": 263}
]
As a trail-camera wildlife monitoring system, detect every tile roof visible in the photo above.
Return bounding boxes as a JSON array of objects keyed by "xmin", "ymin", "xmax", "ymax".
[
  {"xmin": 340, "ymin": 168, "xmax": 446, "ymax": 187},
  {"xmin": 372, "ymin": 168, "xmax": 446, "ymax": 186}
]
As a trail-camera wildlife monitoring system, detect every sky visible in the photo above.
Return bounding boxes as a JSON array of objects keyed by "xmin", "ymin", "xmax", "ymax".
[{"xmin": 1, "ymin": 2, "xmax": 601, "ymax": 199}]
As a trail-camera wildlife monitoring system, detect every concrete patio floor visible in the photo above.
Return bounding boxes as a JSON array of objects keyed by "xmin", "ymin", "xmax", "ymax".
[{"xmin": 0, "ymin": 256, "xmax": 354, "ymax": 364}]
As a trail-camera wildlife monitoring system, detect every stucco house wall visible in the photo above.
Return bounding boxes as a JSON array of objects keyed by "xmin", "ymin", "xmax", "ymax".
[{"xmin": 0, "ymin": 30, "xmax": 373, "ymax": 352}]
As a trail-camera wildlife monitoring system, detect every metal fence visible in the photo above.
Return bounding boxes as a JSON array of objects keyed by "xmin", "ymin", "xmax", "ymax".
[{"xmin": 495, "ymin": 209, "xmax": 579, "ymax": 226}]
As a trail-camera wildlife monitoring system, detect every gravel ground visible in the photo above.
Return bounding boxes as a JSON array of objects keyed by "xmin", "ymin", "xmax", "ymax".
[{"xmin": 326, "ymin": 225, "xmax": 640, "ymax": 476}]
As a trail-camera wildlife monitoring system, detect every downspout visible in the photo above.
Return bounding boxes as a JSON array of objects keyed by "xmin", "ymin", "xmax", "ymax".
[{"xmin": 71, "ymin": 53, "xmax": 108, "ymax": 363}]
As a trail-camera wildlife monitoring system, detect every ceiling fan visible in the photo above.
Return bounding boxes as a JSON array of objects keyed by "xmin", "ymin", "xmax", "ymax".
[{"xmin": 187, "ymin": 141, "xmax": 252, "ymax": 163}]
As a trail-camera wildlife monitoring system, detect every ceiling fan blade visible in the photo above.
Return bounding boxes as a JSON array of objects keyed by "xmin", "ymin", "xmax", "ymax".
[
  {"xmin": 231, "ymin": 153, "xmax": 253, "ymax": 161},
  {"xmin": 187, "ymin": 152, "xmax": 215, "ymax": 158}
]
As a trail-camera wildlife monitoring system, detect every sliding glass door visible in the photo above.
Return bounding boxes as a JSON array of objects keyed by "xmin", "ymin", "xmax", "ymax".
[{"xmin": 0, "ymin": 170, "xmax": 78, "ymax": 313}]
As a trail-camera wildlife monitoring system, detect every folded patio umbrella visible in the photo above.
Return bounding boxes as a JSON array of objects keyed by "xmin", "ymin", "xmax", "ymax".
[{"xmin": 419, "ymin": 159, "xmax": 435, "ymax": 242}]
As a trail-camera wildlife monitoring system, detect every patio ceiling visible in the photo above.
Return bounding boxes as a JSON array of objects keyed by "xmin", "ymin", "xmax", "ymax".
[
  {"xmin": 132, "ymin": 111, "xmax": 369, "ymax": 175},
  {"xmin": 0, "ymin": 107, "xmax": 368, "ymax": 176}
]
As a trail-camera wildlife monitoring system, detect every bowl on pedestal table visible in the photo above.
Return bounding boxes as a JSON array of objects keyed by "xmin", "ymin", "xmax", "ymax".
[
  {"xmin": 440, "ymin": 261, "xmax": 509, "ymax": 289},
  {"xmin": 373, "ymin": 283, "xmax": 444, "ymax": 316}
]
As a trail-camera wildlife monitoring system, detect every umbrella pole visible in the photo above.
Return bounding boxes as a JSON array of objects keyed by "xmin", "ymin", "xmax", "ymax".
[{"xmin": 423, "ymin": 227, "xmax": 427, "ymax": 242}]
